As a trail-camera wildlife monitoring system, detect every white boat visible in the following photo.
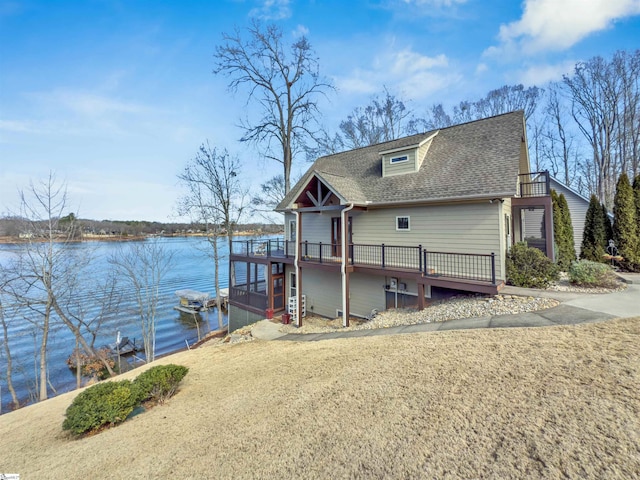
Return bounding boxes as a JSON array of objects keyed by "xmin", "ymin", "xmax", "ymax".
[{"xmin": 174, "ymin": 289, "xmax": 211, "ymax": 313}]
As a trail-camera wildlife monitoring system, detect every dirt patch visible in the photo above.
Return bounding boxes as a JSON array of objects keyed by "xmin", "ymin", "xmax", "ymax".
[{"xmin": 1, "ymin": 317, "xmax": 639, "ymax": 479}]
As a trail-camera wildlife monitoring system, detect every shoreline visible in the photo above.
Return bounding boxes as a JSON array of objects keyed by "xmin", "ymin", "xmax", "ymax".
[{"xmin": 0, "ymin": 230, "xmax": 283, "ymax": 245}]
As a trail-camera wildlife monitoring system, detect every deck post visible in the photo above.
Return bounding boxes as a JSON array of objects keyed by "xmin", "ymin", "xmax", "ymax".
[
  {"xmin": 491, "ymin": 252, "xmax": 496, "ymax": 284},
  {"xmin": 296, "ymin": 212, "xmax": 303, "ymax": 327},
  {"xmin": 319, "ymin": 242, "xmax": 323, "ymax": 263},
  {"xmin": 418, "ymin": 244, "xmax": 422, "ymax": 272},
  {"xmin": 417, "ymin": 283, "xmax": 425, "ymax": 310},
  {"xmin": 423, "ymin": 250, "xmax": 428, "ymax": 275},
  {"xmin": 381, "ymin": 244, "xmax": 385, "ymax": 268}
]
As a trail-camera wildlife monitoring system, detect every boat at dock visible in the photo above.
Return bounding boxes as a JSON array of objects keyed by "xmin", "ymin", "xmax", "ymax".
[{"xmin": 174, "ymin": 289, "xmax": 229, "ymax": 313}]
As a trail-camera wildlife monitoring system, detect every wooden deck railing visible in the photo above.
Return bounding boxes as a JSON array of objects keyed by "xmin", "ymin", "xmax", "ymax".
[{"xmin": 518, "ymin": 171, "xmax": 550, "ymax": 197}]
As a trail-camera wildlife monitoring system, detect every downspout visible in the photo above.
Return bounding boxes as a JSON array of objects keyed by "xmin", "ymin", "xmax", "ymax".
[
  {"xmin": 341, "ymin": 203, "xmax": 355, "ymax": 327},
  {"xmin": 294, "ymin": 210, "xmax": 301, "ymax": 327}
]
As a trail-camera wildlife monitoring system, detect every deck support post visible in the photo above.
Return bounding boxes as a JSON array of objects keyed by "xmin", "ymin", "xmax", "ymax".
[
  {"xmin": 417, "ymin": 283, "xmax": 425, "ymax": 311},
  {"xmin": 295, "ymin": 211, "xmax": 303, "ymax": 327},
  {"xmin": 341, "ymin": 204, "xmax": 354, "ymax": 327}
]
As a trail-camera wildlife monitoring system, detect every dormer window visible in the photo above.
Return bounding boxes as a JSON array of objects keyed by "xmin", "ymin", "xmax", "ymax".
[{"xmin": 390, "ymin": 155, "xmax": 408, "ymax": 164}]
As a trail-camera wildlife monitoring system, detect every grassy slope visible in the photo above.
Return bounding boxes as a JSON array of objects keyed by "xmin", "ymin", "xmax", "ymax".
[{"xmin": 2, "ymin": 318, "xmax": 639, "ymax": 479}]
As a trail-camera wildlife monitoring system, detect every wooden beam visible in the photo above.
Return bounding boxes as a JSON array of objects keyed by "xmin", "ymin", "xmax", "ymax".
[
  {"xmin": 296, "ymin": 205, "xmax": 344, "ymax": 212},
  {"xmin": 306, "ymin": 190, "xmax": 319, "ymax": 207},
  {"xmin": 320, "ymin": 189, "xmax": 332, "ymax": 206}
]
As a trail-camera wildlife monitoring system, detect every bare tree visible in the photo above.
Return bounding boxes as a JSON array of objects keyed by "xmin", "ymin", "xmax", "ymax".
[
  {"xmin": 177, "ymin": 143, "xmax": 248, "ymax": 330},
  {"xmin": 214, "ymin": 20, "xmax": 333, "ymax": 194},
  {"xmin": 0, "ymin": 268, "xmax": 19, "ymax": 409},
  {"xmin": 421, "ymin": 103, "xmax": 454, "ymax": 130},
  {"xmin": 315, "ymin": 88, "xmax": 422, "ymax": 155},
  {"xmin": 6, "ymin": 174, "xmax": 119, "ymax": 400},
  {"xmin": 7, "ymin": 174, "xmax": 81, "ymax": 401},
  {"xmin": 109, "ymin": 240, "xmax": 174, "ymax": 363},
  {"xmin": 564, "ymin": 56, "xmax": 621, "ymax": 207},
  {"xmin": 472, "ymin": 84, "xmax": 542, "ymax": 121},
  {"xmin": 251, "ymin": 174, "xmax": 287, "ymax": 218},
  {"xmin": 539, "ymin": 83, "xmax": 582, "ymax": 185}
]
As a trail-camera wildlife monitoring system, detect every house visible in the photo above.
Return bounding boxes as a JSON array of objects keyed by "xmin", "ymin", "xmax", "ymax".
[
  {"xmin": 549, "ymin": 176, "xmax": 611, "ymax": 257},
  {"xmin": 228, "ymin": 111, "xmax": 553, "ymax": 331}
]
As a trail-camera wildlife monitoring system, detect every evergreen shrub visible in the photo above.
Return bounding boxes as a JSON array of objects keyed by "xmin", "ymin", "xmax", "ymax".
[
  {"xmin": 581, "ymin": 195, "xmax": 607, "ymax": 262},
  {"xmin": 613, "ymin": 173, "xmax": 639, "ymax": 271},
  {"xmin": 62, "ymin": 380, "xmax": 141, "ymax": 435},
  {"xmin": 568, "ymin": 260, "xmax": 619, "ymax": 288},
  {"xmin": 507, "ymin": 242, "xmax": 559, "ymax": 288},
  {"xmin": 134, "ymin": 364, "xmax": 189, "ymax": 404}
]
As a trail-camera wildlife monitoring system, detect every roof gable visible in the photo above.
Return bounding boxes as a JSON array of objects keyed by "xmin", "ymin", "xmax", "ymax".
[{"xmin": 277, "ymin": 111, "xmax": 528, "ymax": 211}]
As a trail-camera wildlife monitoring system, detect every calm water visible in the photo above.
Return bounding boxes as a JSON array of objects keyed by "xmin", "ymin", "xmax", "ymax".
[{"xmin": 0, "ymin": 235, "xmax": 263, "ymax": 411}]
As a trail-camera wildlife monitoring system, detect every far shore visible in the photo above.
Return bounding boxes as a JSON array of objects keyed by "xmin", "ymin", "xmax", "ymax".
[{"xmin": 0, "ymin": 230, "xmax": 283, "ymax": 245}]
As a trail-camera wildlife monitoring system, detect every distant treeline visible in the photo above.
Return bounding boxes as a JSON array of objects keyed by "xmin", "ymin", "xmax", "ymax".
[{"xmin": 0, "ymin": 216, "xmax": 282, "ymax": 238}]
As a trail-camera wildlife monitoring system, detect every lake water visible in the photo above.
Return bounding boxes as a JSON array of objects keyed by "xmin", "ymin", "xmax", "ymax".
[{"xmin": 0, "ymin": 235, "xmax": 262, "ymax": 411}]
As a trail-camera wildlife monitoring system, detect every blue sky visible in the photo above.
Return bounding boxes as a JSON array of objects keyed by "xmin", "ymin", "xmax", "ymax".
[{"xmin": 1, "ymin": 0, "xmax": 639, "ymax": 222}]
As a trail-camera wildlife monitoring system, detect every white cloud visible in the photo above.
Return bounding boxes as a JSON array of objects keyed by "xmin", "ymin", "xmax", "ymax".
[
  {"xmin": 0, "ymin": 119, "xmax": 40, "ymax": 134},
  {"xmin": 401, "ymin": 0, "xmax": 467, "ymax": 6},
  {"xmin": 335, "ymin": 45, "xmax": 459, "ymax": 100},
  {"xmin": 475, "ymin": 63, "xmax": 488, "ymax": 75},
  {"xmin": 516, "ymin": 60, "xmax": 577, "ymax": 86},
  {"xmin": 249, "ymin": 0, "xmax": 291, "ymax": 20},
  {"xmin": 488, "ymin": 0, "xmax": 640, "ymax": 56},
  {"xmin": 292, "ymin": 24, "xmax": 309, "ymax": 38},
  {"xmin": 39, "ymin": 90, "xmax": 151, "ymax": 117}
]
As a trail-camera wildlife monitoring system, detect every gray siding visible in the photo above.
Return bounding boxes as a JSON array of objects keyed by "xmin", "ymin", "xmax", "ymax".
[
  {"xmin": 228, "ymin": 305, "xmax": 265, "ymax": 332},
  {"xmin": 348, "ymin": 272, "xmax": 386, "ymax": 317},
  {"xmin": 382, "ymin": 149, "xmax": 416, "ymax": 177},
  {"xmin": 300, "ymin": 212, "xmax": 332, "ymax": 244},
  {"xmin": 351, "ymin": 202, "xmax": 504, "ymax": 280},
  {"xmin": 550, "ymin": 179, "xmax": 589, "ymax": 256},
  {"xmin": 301, "ymin": 269, "xmax": 342, "ymax": 318}
]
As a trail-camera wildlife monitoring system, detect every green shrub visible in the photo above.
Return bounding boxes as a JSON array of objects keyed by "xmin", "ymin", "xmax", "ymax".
[
  {"xmin": 507, "ymin": 242, "xmax": 559, "ymax": 288},
  {"xmin": 134, "ymin": 364, "xmax": 189, "ymax": 404},
  {"xmin": 62, "ymin": 380, "xmax": 141, "ymax": 435},
  {"xmin": 569, "ymin": 260, "xmax": 619, "ymax": 288}
]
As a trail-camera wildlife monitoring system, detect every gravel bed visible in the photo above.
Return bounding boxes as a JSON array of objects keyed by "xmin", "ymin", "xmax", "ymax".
[
  {"xmin": 280, "ymin": 294, "xmax": 560, "ymax": 335},
  {"xmin": 547, "ymin": 272, "xmax": 627, "ymax": 294}
]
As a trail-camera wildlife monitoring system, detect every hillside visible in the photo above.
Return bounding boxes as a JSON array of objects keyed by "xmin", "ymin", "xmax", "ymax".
[{"xmin": 2, "ymin": 318, "xmax": 639, "ymax": 479}]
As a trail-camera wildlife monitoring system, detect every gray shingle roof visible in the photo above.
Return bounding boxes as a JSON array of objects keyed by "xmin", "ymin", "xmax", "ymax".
[{"xmin": 277, "ymin": 110, "xmax": 526, "ymax": 210}]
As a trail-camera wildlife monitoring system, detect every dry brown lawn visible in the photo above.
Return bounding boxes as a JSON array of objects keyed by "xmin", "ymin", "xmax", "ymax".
[{"xmin": 2, "ymin": 318, "xmax": 639, "ymax": 479}]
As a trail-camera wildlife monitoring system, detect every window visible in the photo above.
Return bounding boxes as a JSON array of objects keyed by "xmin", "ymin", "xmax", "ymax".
[
  {"xmin": 289, "ymin": 272, "xmax": 297, "ymax": 299},
  {"xmin": 390, "ymin": 155, "xmax": 408, "ymax": 164},
  {"xmin": 396, "ymin": 216, "xmax": 410, "ymax": 231},
  {"xmin": 289, "ymin": 219, "xmax": 296, "ymax": 241}
]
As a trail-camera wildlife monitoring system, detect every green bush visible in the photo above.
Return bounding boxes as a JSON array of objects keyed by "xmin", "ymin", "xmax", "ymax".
[
  {"xmin": 63, "ymin": 380, "xmax": 141, "ymax": 435},
  {"xmin": 134, "ymin": 364, "xmax": 189, "ymax": 404},
  {"xmin": 507, "ymin": 242, "xmax": 559, "ymax": 288},
  {"xmin": 569, "ymin": 260, "xmax": 619, "ymax": 288}
]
